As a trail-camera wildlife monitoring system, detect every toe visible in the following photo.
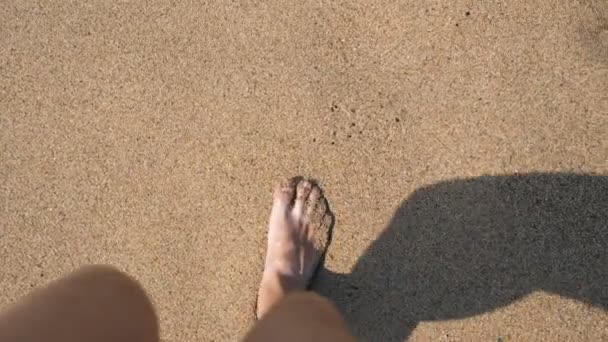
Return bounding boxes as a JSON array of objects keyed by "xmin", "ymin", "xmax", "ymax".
[
  {"xmin": 307, "ymin": 186, "xmax": 322, "ymax": 207},
  {"xmin": 311, "ymin": 213, "xmax": 333, "ymax": 250},
  {"xmin": 293, "ymin": 179, "xmax": 312, "ymax": 215},
  {"xmin": 273, "ymin": 177, "xmax": 298, "ymax": 206},
  {"xmin": 305, "ymin": 187, "xmax": 326, "ymax": 223}
]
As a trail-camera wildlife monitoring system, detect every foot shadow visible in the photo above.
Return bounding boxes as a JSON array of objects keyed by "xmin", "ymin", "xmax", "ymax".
[{"xmin": 314, "ymin": 173, "xmax": 608, "ymax": 341}]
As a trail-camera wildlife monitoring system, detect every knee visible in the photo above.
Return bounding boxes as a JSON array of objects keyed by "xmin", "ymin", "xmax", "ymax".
[
  {"xmin": 56, "ymin": 265, "xmax": 158, "ymax": 328},
  {"xmin": 247, "ymin": 292, "xmax": 354, "ymax": 342},
  {"xmin": 70, "ymin": 265, "xmax": 140, "ymax": 288},
  {"xmin": 279, "ymin": 292, "xmax": 345, "ymax": 321},
  {"xmin": 67, "ymin": 265, "xmax": 154, "ymax": 306},
  {"xmin": 0, "ymin": 265, "xmax": 159, "ymax": 342}
]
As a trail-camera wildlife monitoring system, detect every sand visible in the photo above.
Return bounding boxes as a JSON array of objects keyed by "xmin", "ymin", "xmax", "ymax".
[{"xmin": 1, "ymin": 0, "xmax": 607, "ymax": 341}]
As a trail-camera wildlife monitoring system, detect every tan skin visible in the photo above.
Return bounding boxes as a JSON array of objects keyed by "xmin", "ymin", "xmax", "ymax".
[{"xmin": 0, "ymin": 178, "xmax": 355, "ymax": 342}]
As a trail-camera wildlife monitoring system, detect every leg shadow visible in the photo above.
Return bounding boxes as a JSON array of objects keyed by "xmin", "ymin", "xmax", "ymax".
[{"xmin": 314, "ymin": 173, "xmax": 608, "ymax": 341}]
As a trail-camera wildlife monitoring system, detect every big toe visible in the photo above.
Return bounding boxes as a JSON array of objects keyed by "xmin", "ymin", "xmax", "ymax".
[{"xmin": 273, "ymin": 177, "xmax": 299, "ymax": 206}]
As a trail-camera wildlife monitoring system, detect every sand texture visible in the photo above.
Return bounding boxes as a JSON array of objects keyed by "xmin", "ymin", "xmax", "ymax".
[{"xmin": 1, "ymin": 0, "xmax": 607, "ymax": 341}]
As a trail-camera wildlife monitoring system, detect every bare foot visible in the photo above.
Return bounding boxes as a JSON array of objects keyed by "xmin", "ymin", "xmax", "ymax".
[{"xmin": 256, "ymin": 177, "xmax": 333, "ymax": 319}]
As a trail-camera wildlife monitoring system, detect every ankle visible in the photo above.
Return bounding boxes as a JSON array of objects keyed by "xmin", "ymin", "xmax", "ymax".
[
  {"xmin": 257, "ymin": 271, "xmax": 306, "ymax": 319},
  {"xmin": 261, "ymin": 268, "xmax": 306, "ymax": 293}
]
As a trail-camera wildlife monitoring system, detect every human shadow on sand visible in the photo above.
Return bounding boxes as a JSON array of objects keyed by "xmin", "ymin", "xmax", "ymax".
[{"xmin": 314, "ymin": 173, "xmax": 607, "ymax": 341}]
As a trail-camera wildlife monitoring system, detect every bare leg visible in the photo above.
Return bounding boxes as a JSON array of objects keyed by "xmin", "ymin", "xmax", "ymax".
[
  {"xmin": 0, "ymin": 178, "xmax": 352, "ymax": 342},
  {"xmin": 0, "ymin": 265, "xmax": 158, "ymax": 342},
  {"xmin": 250, "ymin": 177, "xmax": 355, "ymax": 341},
  {"xmin": 246, "ymin": 292, "xmax": 355, "ymax": 342}
]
